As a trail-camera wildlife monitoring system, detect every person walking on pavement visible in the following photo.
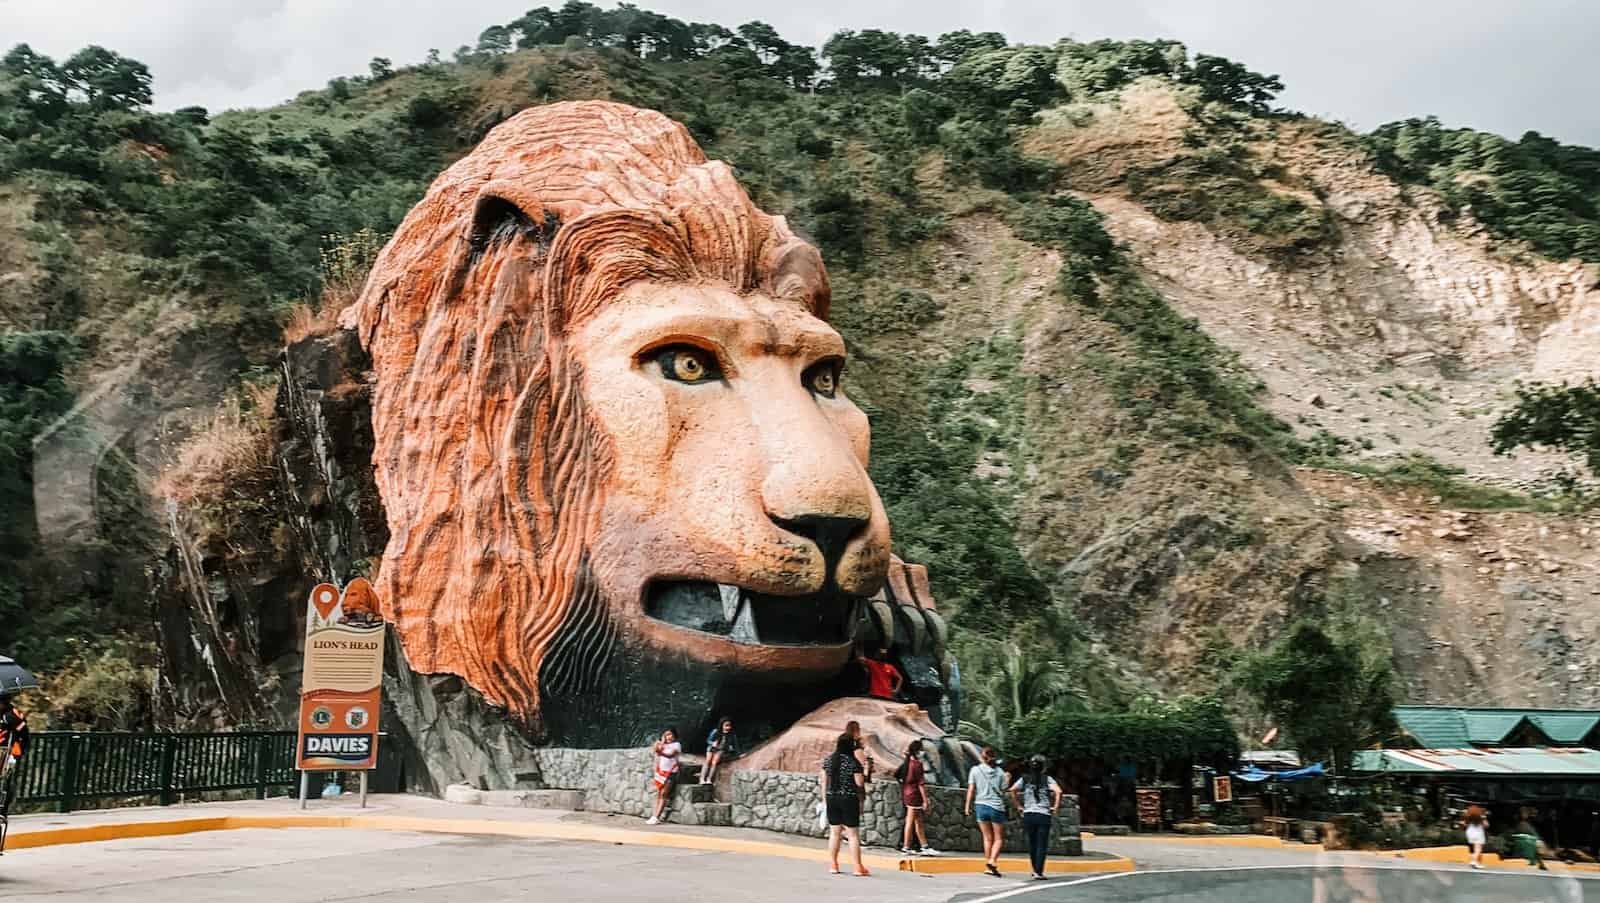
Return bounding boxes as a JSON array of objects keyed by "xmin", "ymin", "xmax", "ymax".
[
  {"xmin": 1010, "ymin": 755, "xmax": 1063, "ymax": 880},
  {"xmin": 965, "ymin": 746, "xmax": 1010, "ymax": 877},
  {"xmin": 822, "ymin": 732, "xmax": 870, "ymax": 876},
  {"xmin": 896, "ymin": 739, "xmax": 940, "ymax": 856},
  {"xmin": 1463, "ymin": 804, "xmax": 1488, "ymax": 869}
]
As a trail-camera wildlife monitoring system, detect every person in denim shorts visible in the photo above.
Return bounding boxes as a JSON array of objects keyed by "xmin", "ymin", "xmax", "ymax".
[{"xmin": 964, "ymin": 746, "xmax": 1009, "ymax": 877}]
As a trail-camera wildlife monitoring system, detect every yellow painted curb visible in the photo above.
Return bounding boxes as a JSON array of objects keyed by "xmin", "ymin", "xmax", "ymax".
[
  {"xmin": 7, "ymin": 814, "xmax": 879, "ymax": 870},
  {"xmin": 6, "ymin": 817, "xmax": 237, "ymax": 850},
  {"xmin": 1388, "ymin": 846, "xmax": 1600, "ymax": 873},
  {"xmin": 1104, "ymin": 834, "xmax": 1301, "ymax": 848},
  {"xmin": 901, "ymin": 854, "xmax": 1134, "ymax": 875}
]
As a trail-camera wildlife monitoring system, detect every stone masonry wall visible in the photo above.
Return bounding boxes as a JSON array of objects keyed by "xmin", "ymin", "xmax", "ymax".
[
  {"xmin": 729, "ymin": 771, "xmax": 1081, "ymax": 855},
  {"xmin": 531, "ymin": 747, "xmax": 1081, "ymax": 855}
]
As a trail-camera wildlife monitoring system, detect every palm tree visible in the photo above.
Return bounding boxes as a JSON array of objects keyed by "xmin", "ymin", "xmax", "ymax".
[{"xmin": 958, "ymin": 639, "xmax": 1085, "ymax": 747}]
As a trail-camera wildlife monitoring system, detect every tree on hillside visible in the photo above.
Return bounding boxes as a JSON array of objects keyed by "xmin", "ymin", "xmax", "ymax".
[
  {"xmin": 59, "ymin": 46, "xmax": 152, "ymax": 111},
  {"xmin": 476, "ymin": 25, "xmax": 513, "ymax": 55},
  {"xmin": 1183, "ymin": 54, "xmax": 1282, "ymax": 113},
  {"xmin": 941, "ymin": 44, "xmax": 1060, "ymax": 115},
  {"xmin": 1055, "ymin": 38, "xmax": 1186, "ymax": 98},
  {"xmin": 932, "ymin": 29, "xmax": 1008, "ymax": 69},
  {"xmin": 1236, "ymin": 622, "xmax": 1397, "ymax": 770},
  {"xmin": 822, "ymin": 29, "xmax": 926, "ymax": 90},
  {"xmin": 1491, "ymin": 379, "xmax": 1600, "ymax": 474},
  {"xmin": 737, "ymin": 21, "xmax": 786, "ymax": 63}
]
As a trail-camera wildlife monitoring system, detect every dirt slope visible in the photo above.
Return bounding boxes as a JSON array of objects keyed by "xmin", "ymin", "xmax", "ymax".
[{"xmin": 1021, "ymin": 82, "xmax": 1599, "ymax": 704}]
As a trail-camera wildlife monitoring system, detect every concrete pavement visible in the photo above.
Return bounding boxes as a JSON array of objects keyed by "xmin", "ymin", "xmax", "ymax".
[
  {"xmin": 951, "ymin": 865, "xmax": 1600, "ymax": 903},
  {"xmin": 2, "ymin": 827, "xmax": 1003, "ymax": 902}
]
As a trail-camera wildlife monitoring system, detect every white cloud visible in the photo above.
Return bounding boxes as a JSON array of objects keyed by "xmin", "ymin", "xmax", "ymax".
[{"xmin": 3, "ymin": 0, "xmax": 1595, "ymax": 143}]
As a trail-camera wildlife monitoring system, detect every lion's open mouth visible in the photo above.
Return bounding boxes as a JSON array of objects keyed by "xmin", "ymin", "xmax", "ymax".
[{"xmin": 645, "ymin": 581, "xmax": 859, "ymax": 646}]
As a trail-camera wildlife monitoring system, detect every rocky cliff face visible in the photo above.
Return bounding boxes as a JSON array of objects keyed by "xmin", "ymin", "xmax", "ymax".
[
  {"xmin": 152, "ymin": 329, "xmax": 386, "ymax": 728},
  {"xmin": 1032, "ymin": 83, "xmax": 1598, "ymax": 487},
  {"xmin": 1017, "ymin": 82, "xmax": 1600, "ymax": 703}
]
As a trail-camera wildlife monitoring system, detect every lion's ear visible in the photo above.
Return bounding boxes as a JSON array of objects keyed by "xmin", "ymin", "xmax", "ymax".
[
  {"xmin": 468, "ymin": 187, "xmax": 561, "ymax": 264},
  {"xmin": 762, "ymin": 239, "xmax": 831, "ymax": 321}
]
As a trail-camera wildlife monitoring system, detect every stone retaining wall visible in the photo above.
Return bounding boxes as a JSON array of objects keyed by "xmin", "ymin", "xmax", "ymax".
[
  {"xmin": 729, "ymin": 771, "xmax": 1080, "ymax": 855},
  {"xmin": 530, "ymin": 747, "xmax": 1081, "ymax": 855}
]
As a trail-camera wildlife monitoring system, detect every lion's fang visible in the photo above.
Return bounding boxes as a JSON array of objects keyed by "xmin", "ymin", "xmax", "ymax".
[{"xmin": 720, "ymin": 583, "xmax": 760, "ymax": 644}]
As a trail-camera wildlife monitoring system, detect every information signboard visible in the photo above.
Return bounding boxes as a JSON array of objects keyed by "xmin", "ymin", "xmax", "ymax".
[
  {"xmin": 1213, "ymin": 775, "xmax": 1233, "ymax": 803},
  {"xmin": 1136, "ymin": 787, "xmax": 1162, "ymax": 829},
  {"xmin": 295, "ymin": 578, "xmax": 384, "ymax": 772}
]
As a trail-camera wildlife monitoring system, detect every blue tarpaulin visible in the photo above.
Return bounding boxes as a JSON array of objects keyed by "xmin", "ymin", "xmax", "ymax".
[{"xmin": 1232, "ymin": 762, "xmax": 1326, "ymax": 783}]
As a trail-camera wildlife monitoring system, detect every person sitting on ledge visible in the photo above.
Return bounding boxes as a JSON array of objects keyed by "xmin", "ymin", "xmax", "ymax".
[
  {"xmin": 702, "ymin": 716, "xmax": 741, "ymax": 785},
  {"xmin": 858, "ymin": 647, "xmax": 904, "ymax": 701},
  {"xmin": 647, "ymin": 728, "xmax": 681, "ymax": 826}
]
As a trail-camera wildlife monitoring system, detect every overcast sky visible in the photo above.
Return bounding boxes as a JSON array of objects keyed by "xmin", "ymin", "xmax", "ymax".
[{"xmin": 4, "ymin": 0, "xmax": 1596, "ymax": 146}]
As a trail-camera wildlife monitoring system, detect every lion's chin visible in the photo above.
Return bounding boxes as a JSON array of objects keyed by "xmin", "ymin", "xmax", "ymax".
[{"xmin": 644, "ymin": 579, "xmax": 861, "ymax": 646}]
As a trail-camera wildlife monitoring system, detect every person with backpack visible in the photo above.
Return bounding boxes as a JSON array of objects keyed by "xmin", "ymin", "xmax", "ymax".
[
  {"xmin": 895, "ymin": 739, "xmax": 940, "ymax": 855},
  {"xmin": 964, "ymin": 746, "xmax": 1010, "ymax": 877},
  {"xmin": 1009, "ymin": 754, "xmax": 1063, "ymax": 880},
  {"xmin": 820, "ymin": 732, "xmax": 870, "ymax": 876}
]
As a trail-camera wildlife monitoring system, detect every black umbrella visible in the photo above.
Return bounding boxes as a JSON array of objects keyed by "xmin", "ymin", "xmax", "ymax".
[{"xmin": 0, "ymin": 656, "xmax": 38, "ymax": 695}]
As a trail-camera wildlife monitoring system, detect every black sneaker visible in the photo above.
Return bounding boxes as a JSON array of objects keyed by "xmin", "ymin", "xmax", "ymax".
[{"xmin": 985, "ymin": 864, "xmax": 1002, "ymax": 878}]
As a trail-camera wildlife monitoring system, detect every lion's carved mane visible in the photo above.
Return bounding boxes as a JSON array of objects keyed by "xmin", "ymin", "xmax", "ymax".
[{"xmin": 345, "ymin": 101, "xmax": 830, "ymax": 726}]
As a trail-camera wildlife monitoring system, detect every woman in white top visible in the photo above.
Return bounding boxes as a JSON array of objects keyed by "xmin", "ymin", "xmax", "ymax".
[
  {"xmin": 1464, "ymin": 805, "xmax": 1488, "ymax": 869},
  {"xmin": 647, "ymin": 728, "xmax": 681, "ymax": 825},
  {"xmin": 1009, "ymin": 754, "xmax": 1063, "ymax": 880}
]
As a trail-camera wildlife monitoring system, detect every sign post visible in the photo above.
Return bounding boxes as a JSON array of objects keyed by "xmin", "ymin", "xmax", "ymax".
[{"xmin": 295, "ymin": 578, "xmax": 385, "ymax": 808}]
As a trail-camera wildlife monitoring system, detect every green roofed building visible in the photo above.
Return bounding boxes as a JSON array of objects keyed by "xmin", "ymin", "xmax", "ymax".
[{"xmin": 1391, "ymin": 706, "xmax": 1600, "ymax": 750}]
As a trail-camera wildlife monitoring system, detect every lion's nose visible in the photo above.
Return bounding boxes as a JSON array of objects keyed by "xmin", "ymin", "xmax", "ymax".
[{"xmin": 769, "ymin": 513, "xmax": 868, "ymax": 572}]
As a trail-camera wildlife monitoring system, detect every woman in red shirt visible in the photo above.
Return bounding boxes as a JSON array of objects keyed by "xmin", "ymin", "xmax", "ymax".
[{"xmin": 896, "ymin": 739, "xmax": 940, "ymax": 855}]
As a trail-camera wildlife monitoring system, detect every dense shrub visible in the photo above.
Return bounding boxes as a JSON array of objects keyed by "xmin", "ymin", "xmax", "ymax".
[{"xmin": 1009, "ymin": 696, "xmax": 1240, "ymax": 767}]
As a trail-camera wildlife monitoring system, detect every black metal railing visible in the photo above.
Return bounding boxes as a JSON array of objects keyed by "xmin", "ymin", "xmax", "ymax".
[
  {"xmin": 11, "ymin": 731, "xmax": 297, "ymax": 811},
  {"xmin": 8, "ymin": 731, "xmax": 403, "ymax": 812}
]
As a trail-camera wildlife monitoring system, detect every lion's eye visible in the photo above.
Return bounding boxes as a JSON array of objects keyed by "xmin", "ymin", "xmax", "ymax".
[
  {"xmin": 804, "ymin": 359, "xmax": 842, "ymax": 399},
  {"xmin": 655, "ymin": 345, "xmax": 722, "ymax": 384}
]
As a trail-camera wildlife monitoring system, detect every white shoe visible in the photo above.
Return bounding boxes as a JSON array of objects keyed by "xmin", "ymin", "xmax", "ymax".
[
  {"xmin": 1471, "ymin": 863, "xmax": 1482, "ymax": 869},
  {"xmin": 900, "ymin": 846, "xmax": 918, "ymax": 855},
  {"xmin": 646, "ymin": 816, "xmax": 659, "ymax": 825},
  {"xmin": 919, "ymin": 847, "xmax": 942, "ymax": 856}
]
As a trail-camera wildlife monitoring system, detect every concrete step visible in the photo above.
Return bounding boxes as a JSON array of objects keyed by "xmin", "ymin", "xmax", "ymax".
[
  {"xmin": 443, "ymin": 785, "xmax": 585, "ymax": 810},
  {"xmin": 483, "ymin": 789, "xmax": 586, "ymax": 810},
  {"xmin": 678, "ymin": 783, "xmax": 716, "ymax": 805},
  {"xmin": 691, "ymin": 802, "xmax": 732, "ymax": 827}
]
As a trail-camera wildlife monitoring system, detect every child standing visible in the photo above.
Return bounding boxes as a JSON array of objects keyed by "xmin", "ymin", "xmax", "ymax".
[{"xmin": 647, "ymin": 728, "xmax": 681, "ymax": 825}]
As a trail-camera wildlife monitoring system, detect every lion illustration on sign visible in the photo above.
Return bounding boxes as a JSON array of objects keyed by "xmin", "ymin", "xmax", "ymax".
[{"xmin": 347, "ymin": 101, "xmax": 923, "ymax": 744}]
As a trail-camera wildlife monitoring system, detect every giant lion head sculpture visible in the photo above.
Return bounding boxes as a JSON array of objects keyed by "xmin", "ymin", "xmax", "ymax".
[{"xmin": 346, "ymin": 101, "xmax": 893, "ymax": 744}]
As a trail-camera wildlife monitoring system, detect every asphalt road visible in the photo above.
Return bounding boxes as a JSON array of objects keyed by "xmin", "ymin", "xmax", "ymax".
[
  {"xmin": 953, "ymin": 865, "xmax": 1600, "ymax": 903},
  {"xmin": 0, "ymin": 827, "xmax": 994, "ymax": 902}
]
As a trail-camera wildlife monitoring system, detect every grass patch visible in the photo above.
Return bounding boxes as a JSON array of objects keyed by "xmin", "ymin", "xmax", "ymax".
[{"xmin": 1305, "ymin": 453, "xmax": 1564, "ymax": 511}]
